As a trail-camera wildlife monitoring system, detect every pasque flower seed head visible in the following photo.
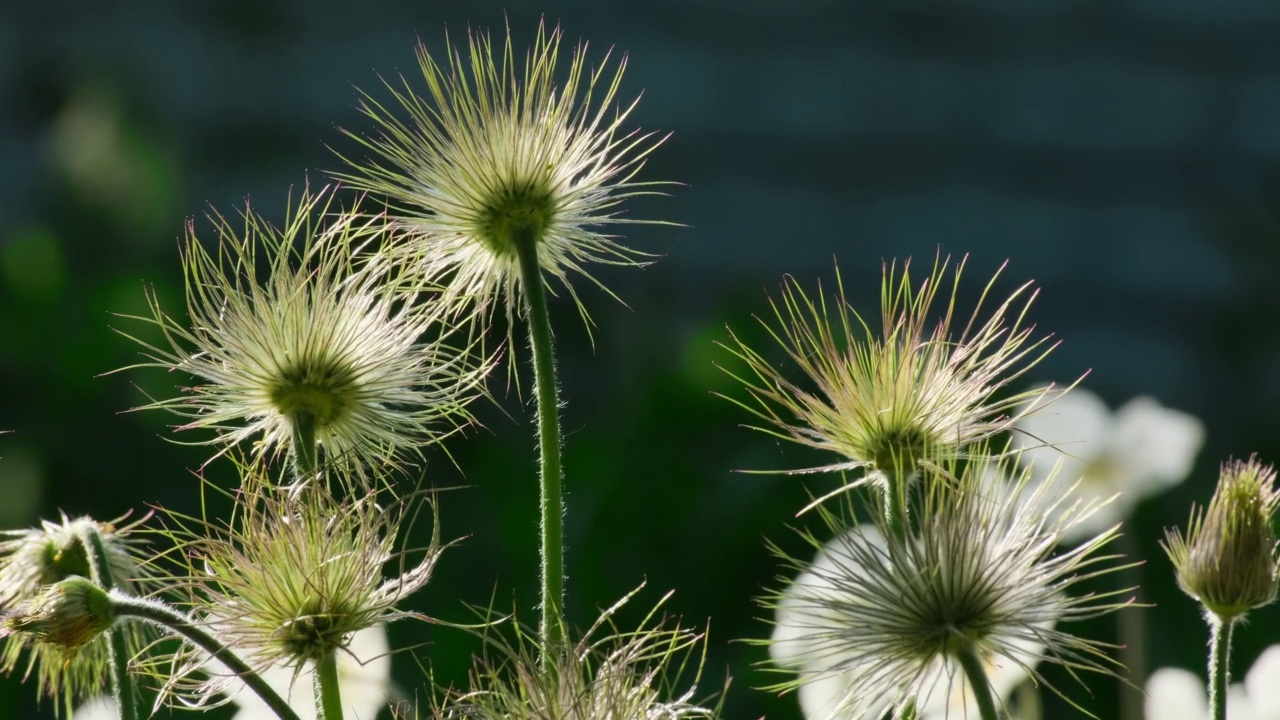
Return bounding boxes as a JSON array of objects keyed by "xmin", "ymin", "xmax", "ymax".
[
  {"xmin": 156, "ymin": 467, "xmax": 443, "ymax": 708},
  {"xmin": 723, "ymin": 255, "xmax": 1059, "ymax": 506},
  {"xmin": 119, "ymin": 184, "xmax": 491, "ymax": 478},
  {"xmin": 335, "ymin": 20, "xmax": 669, "ymax": 336}
]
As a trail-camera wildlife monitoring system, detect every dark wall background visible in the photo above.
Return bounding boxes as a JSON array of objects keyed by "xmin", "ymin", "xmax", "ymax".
[{"xmin": 3, "ymin": 1, "xmax": 1280, "ymax": 718}]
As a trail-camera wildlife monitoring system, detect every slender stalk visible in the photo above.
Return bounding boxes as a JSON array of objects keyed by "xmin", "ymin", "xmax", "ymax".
[
  {"xmin": 292, "ymin": 411, "xmax": 319, "ymax": 479},
  {"xmin": 882, "ymin": 467, "xmax": 909, "ymax": 542},
  {"xmin": 109, "ymin": 594, "xmax": 304, "ymax": 720},
  {"xmin": 315, "ymin": 650, "xmax": 344, "ymax": 720},
  {"xmin": 513, "ymin": 224, "xmax": 566, "ymax": 664},
  {"xmin": 954, "ymin": 643, "xmax": 1000, "ymax": 720},
  {"xmin": 881, "ymin": 466, "xmax": 912, "ymax": 719},
  {"xmin": 78, "ymin": 526, "xmax": 140, "ymax": 720},
  {"xmin": 1208, "ymin": 615, "xmax": 1235, "ymax": 720},
  {"xmin": 1117, "ymin": 531, "xmax": 1145, "ymax": 720}
]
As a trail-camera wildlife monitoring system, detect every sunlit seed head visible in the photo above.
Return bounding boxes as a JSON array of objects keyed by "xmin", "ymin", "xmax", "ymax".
[
  {"xmin": 116, "ymin": 183, "xmax": 492, "ymax": 479},
  {"xmin": 0, "ymin": 514, "xmax": 152, "ymax": 717},
  {"xmin": 1163, "ymin": 455, "xmax": 1280, "ymax": 622},
  {"xmin": 721, "ymin": 254, "xmax": 1060, "ymax": 505},
  {"xmin": 765, "ymin": 449, "xmax": 1131, "ymax": 718},
  {"xmin": 422, "ymin": 587, "xmax": 721, "ymax": 720},
  {"xmin": 154, "ymin": 467, "xmax": 443, "ymax": 708},
  {"xmin": 334, "ymin": 19, "xmax": 670, "ymax": 336}
]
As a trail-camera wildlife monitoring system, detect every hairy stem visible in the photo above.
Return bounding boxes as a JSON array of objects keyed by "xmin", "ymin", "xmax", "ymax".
[
  {"xmin": 955, "ymin": 643, "xmax": 1000, "ymax": 720},
  {"xmin": 513, "ymin": 224, "xmax": 566, "ymax": 665},
  {"xmin": 882, "ymin": 466, "xmax": 909, "ymax": 542},
  {"xmin": 291, "ymin": 410, "xmax": 319, "ymax": 480},
  {"xmin": 1208, "ymin": 615, "xmax": 1235, "ymax": 720},
  {"xmin": 78, "ymin": 525, "xmax": 140, "ymax": 720},
  {"xmin": 1117, "ymin": 531, "xmax": 1145, "ymax": 720},
  {"xmin": 109, "ymin": 595, "xmax": 303, "ymax": 720},
  {"xmin": 315, "ymin": 650, "xmax": 344, "ymax": 720}
]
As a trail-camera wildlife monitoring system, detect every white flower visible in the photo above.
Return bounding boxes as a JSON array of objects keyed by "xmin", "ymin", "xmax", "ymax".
[
  {"xmin": 1013, "ymin": 388, "xmax": 1205, "ymax": 541},
  {"xmin": 227, "ymin": 624, "xmax": 392, "ymax": 720},
  {"xmin": 767, "ymin": 453, "xmax": 1126, "ymax": 719},
  {"xmin": 771, "ymin": 526, "xmax": 1044, "ymax": 719},
  {"xmin": 70, "ymin": 697, "xmax": 117, "ymax": 720},
  {"xmin": 1146, "ymin": 645, "xmax": 1280, "ymax": 720}
]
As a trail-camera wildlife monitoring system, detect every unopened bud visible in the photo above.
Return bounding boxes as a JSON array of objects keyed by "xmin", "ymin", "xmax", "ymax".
[
  {"xmin": 1, "ymin": 576, "xmax": 115, "ymax": 650},
  {"xmin": 1163, "ymin": 456, "xmax": 1280, "ymax": 621}
]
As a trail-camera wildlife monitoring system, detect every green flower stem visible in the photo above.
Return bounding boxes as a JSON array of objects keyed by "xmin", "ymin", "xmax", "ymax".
[
  {"xmin": 1117, "ymin": 531, "xmax": 1145, "ymax": 720},
  {"xmin": 315, "ymin": 650, "xmax": 344, "ymax": 720},
  {"xmin": 955, "ymin": 643, "xmax": 1000, "ymax": 720},
  {"xmin": 108, "ymin": 594, "xmax": 303, "ymax": 720},
  {"xmin": 513, "ymin": 223, "xmax": 567, "ymax": 663},
  {"xmin": 77, "ymin": 525, "xmax": 140, "ymax": 720},
  {"xmin": 881, "ymin": 467, "xmax": 912, "ymax": 719},
  {"xmin": 882, "ymin": 467, "xmax": 908, "ymax": 541},
  {"xmin": 1208, "ymin": 615, "xmax": 1235, "ymax": 720},
  {"xmin": 292, "ymin": 411, "xmax": 319, "ymax": 479}
]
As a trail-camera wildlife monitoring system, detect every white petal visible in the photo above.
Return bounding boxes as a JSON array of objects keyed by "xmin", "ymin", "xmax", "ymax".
[
  {"xmin": 915, "ymin": 628, "xmax": 1046, "ymax": 719},
  {"xmin": 1226, "ymin": 682, "xmax": 1259, "ymax": 720},
  {"xmin": 1145, "ymin": 667, "xmax": 1207, "ymax": 720},
  {"xmin": 1243, "ymin": 645, "xmax": 1280, "ymax": 716},
  {"xmin": 1109, "ymin": 397, "xmax": 1204, "ymax": 497},
  {"xmin": 70, "ymin": 698, "xmax": 118, "ymax": 720},
  {"xmin": 232, "ymin": 625, "xmax": 392, "ymax": 720},
  {"xmin": 1013, "ymin": 388, "xmax": 1113, "ymax": 481},
  {"xmin": 771, "ymin": 526, "xmax": 885, "ymax": 670}
]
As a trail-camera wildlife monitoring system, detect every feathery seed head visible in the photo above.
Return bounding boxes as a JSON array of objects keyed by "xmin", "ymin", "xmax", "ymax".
[
  {"xmin": 335, "ymin": 20, "xmax": 670, "ymax": 333},
  {"xmin": 118, "ymin": 184, "xmax": 492, "ymax": 479},
  {"xmin": 156, "ymin": 468, "xmax": 444, "ymax": 707},
  {"xmin": 422, "ymin": 588, "xmax": 721, "ymax": 720},
  {"xmin": 1163, "ymin": 455, "xmax": 1280, "ymax": 621},
  {"xmin": 0, "ymin": 513, "xmax": 152, "ymax": 716},
  {"xmin": 722, "ymin": 255, "xmax": 1058, "ymax": 502},
  {"xmin": 766, "ymin": 449, "xmax": 1131, "ymax": 718}
]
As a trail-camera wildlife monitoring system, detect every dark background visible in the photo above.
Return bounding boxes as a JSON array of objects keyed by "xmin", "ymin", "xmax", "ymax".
[{"xmin": 3, "ymin": 1, "xmax": 1280, "ymax": 718}]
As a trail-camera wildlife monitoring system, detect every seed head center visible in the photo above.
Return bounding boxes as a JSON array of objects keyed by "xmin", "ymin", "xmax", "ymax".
[
  {"xmin": 269, "ymin": 363, "xmax": 359, "ymax": 427},
  {"xmin": 477, "ymin": 187, "xmax": 555, "ymax": 258}
]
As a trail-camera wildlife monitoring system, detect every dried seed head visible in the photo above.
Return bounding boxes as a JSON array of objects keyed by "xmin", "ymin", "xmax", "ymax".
[
  {"xmin": 155, "ymin": 468, "xmax": 443, "ymax": 708},
  {"xmin": 722, "ymin": 255, "xmax": 1059, "ymax": 509},
  {"xmin": 118, "ymin": 183, "xmax": 491, "ymax": 479},
  {"xmin": 335, "ymin": 20, "xmax": 670, "ymax": 339},
  {"xmin": 423, "ymin": 588, "xmax": 721, "ymax": 720}
]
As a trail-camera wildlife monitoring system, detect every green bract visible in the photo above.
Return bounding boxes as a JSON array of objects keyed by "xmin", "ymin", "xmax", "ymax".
[{"xmin": 1163, "ymin": 455, "xmax": 1280, "ymax": 621}]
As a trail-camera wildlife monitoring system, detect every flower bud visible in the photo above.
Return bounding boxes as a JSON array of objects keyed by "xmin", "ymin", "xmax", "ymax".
[
  {"xmin": 1163, "ymin": 456, "xmax": 1280, "ymax": 621},
  {"xmin": 2, "ymin": 576, "xmax": 114, "ymax": 650}
]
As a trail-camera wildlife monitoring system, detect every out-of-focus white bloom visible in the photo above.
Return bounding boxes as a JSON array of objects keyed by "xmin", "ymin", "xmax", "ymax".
[
  {"xmin": 70, "ymin": 697, "xmax": 117, "ymax": 720},
  {"xmin": 1013, "ymin": 388, "xmax": 1205, "ymax": 541},
  {"xmin": 227, "ymin": 624, "xmax": 392, "ymax": 720},
  {"xmin": 1146, "ymin": 645, "xmax": 1280, "ymax": 720}
]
